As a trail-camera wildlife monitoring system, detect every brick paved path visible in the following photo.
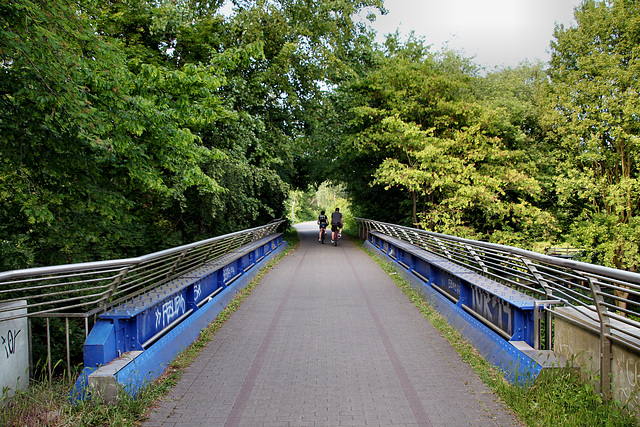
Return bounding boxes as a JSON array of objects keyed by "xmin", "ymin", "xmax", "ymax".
[{"xmin": 143, "ymin": 222, "xmax": 521, "ymax": 426}]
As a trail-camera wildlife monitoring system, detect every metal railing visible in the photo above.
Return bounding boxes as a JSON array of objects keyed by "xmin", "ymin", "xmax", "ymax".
[
  {"xmin": 0, "ymin": 220, "xmax": 285, "ymax": 380},
  {"xmin": 356, "ymin": 218, "xmax": 640, "ymax": 396}
]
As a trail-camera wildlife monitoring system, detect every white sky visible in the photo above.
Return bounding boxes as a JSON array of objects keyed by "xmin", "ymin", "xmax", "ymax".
[{"xmin": 363, "ymin": 0, "xmax": 583, "ymax": 69}]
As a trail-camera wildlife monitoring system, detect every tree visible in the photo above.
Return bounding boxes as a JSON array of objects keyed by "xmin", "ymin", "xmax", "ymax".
[
  {"xmin": 543, "ymin": 0, "xmax": 640, "ymax": 272},
  {"xmin": 332, "ymin": 35, "xmax": 555, "ymax": 245},
  {"xmin": 0, "ymin": 0, "xmax": 227, "ymax": 267},
  {"xmin": 0, "ymin": 0, "xmax": 388, "ymax": 269},
  {"xmin": 169, "ymin": 0, "xmax": 386, "ymax": 235}
]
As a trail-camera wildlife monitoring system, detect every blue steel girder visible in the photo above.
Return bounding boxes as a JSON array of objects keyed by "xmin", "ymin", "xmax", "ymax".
[
  {"xmin": 83, "ymin": 234, "xmax": 282, "ymax": 368},
  {"xmin": 368, "ymin": 231, "xmax": 537, "ymax": 346}
]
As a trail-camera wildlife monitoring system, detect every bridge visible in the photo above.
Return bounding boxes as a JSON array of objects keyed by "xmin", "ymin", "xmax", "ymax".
[{"xmin": 1, "ymin": 218, "xmax": 640, "ymax": 425}]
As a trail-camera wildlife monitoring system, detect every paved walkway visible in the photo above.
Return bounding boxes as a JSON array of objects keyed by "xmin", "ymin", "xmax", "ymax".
[{"xmin": 143, "ymin": 222, "xmax": 521, "ymax": 426}]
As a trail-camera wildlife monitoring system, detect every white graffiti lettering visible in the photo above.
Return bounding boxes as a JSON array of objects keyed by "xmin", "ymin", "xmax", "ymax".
[
  {"xmin": 162, "ymin": 295, "xmax": 186, "ymax": 328},
  {"xmin": 155, "ymin": 308, "xmax": 162, "ymax": 329},
  {"xmin": 223, "ymin": 266, "xmax": 235, "ymax": 282},
  {"xmin": 447, "ymin": 278, "xmax": 461, "ymax": 297},
  {"xmin": 154, "ymin": 295, "xmax": 186, "ymax": 330},
  {"xmin": 194, "ymin": 284, "xmax": 202, "ymax": 301},
  {"xmin": 471, "ymin": 287, "xmax": 513, "ymax": 334},
  {"xmin": 614, "ymin": 351, "xmax": 640, "ymax": 405}
]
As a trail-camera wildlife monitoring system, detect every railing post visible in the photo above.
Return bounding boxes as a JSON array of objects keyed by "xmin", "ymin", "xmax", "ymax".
[
  {"xmin": 203, "ymin": 240, "xmax": 220, "ymax": 263},
  {"xmin": 100, "ymin": 265, "xmax": 135, "ymax": 312},
  {"xmin": 46, "ymin": 318, "xmax": 52, "ymax": 383},
  {"xmin": 464, "ymin": 245, "xmax": 488, "ymax": 274},
  {"xmin": 167, "ymin": 249, "xmax": 190, "ymax": 281},
  {"xmin": 522, "ymin": 258, "xmax": 556, "ymax": 349},
  {"xmin": 356, "ymin": 218, "xmax": 370, "ymax": 241},
  {"xmin": 65, "ymin": 318, "xmax": 71, "ymax": 379},
  {"xmin": 588, "ymin": 276, "xmax": 612, "ymax": 398},
  {"xmin": 362, "ymin": 220, "xmax": 371, "ymax": 240},
  {"xmin": 28, "ymin": 317, "xmax": 33, "ymax": 380},
  {"xmin": 432, "ymin": 236, "xmax": 453, "ymax": 260}
]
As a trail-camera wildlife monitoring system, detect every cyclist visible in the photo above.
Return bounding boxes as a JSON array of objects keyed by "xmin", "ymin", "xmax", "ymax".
[
  {"xmin": 331, "ymin": 207, "xmax": 343, "ymax": 244},
  {"xmin": 317, "ymin": 210, "xmax": 328, "ymax": 242}
]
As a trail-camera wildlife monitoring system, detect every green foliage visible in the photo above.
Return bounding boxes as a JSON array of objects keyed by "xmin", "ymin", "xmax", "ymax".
[
  {"xmin": 0, "ymin": 0, "xmax": 386, "ymax": 270},
  {"xmin": 0, "ymin": 363, "xmax": 177, "ymax": 426},
  {"xmin": 500, "ymin": 368, "xmax": 636, "ymax": 426},
  {"xmin": 286, "ymin": 182, "xmax": 350, "ymax": 224},
  {"xmin": 543, "ymin": 0, "xmax": 640, "ymax": 270},
  {"xmin": 330, "ymin": 34, "xmax": 557, "ymax": 246},
  {"xmin": 0, "ymin": 0, "xmax": 230, "ymax": 266},
  {"xmin": 4, "ymin": 0, "xmax": 638, "ymax": 272}
]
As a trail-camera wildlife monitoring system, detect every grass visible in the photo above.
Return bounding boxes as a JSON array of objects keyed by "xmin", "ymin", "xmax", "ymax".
[
  {"xmin": 0, "ymin": 375, "xmax": 170, "ymax": 426},
  {"xmin": 0, "ymin": 228, "xmax": 300, "ymax": 427},
  {"xmin": 359, "ymin": 241, "xmax": 638, "ymax": 427}
]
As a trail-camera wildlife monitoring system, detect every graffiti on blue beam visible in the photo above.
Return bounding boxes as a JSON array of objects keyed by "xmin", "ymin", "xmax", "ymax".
[
  {"xmin": 364, "ymin": 233, "xmax": 550, "ymax": 386},
  {"xmin": 471, "ymin": 287, "xmax": 514, "ymax": 336},
  {"xmin": 368, "ymin": 231, "xmax": 536, "ymax": 346},
  {"xmin": 83, "ymin": 235, "xmax": 282, "ymax": 368}
]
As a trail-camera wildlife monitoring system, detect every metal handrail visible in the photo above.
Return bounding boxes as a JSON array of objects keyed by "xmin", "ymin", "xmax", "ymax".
[
  {"xmin": 0, "ymin": 220, "xmax": 285, "ymax": 320},
  {"xmin": 356, "ymin": 217, "xmax": 640, "ymax": 393},
  {"xmin": 0, "ymin": 220, "xmax": 285, "ymax": 378}
]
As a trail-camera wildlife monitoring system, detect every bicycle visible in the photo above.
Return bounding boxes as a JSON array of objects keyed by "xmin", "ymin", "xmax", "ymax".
[
  {"xmin": 320, "ymin": 225, "xmax": 327, "ymax": 244},
  {"xmin": 331, "ymin": 224, "xmax": 341, "ymax": 247}
]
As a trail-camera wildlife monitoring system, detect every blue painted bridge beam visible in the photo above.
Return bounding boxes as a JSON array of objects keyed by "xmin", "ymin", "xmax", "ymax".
[
  {"xmin": 364, "ymin": 231, "xmax": 570, "ymax": 386},
  {"xmin": 71, "ymin": 233, "xmax": 287, "ymax": 402}
]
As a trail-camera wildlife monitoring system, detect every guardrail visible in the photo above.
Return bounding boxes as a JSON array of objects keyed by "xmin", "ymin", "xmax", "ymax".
[
  {"xmin": 0, "ymin": 220, "xmax": 286, "ymax": 380},
  {"xmin": 356, "ymin": 218, "xmax": 640, "ymax": 398}
]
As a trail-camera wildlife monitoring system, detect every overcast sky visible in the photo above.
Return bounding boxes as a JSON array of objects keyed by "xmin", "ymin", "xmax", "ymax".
[{"xmin": 362, "ymin": 0, "xmax": 583, "ymax": 69}]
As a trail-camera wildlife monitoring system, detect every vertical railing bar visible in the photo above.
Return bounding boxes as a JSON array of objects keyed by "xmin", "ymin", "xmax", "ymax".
[
  {"xmin": 28, "ymin": 317, "xmax": 33, "ymax": 380},
  {"xmin": 46, "ymin": 318, "xmax": 51, "ymax": 383},
  {"xmin": 165, "ymin": 249, "xmax": 190, "ymax": 281},
  {"xmin": 65, "ymin": 318, "xmax": 71, "ymax": 380},
  {"xmin": 203, "ymin": 240, "xmax": 219, "ymax": 263},
  {"xmin": 101, "ymin": 265, "xmax": 136, "ymax": 311},
  {"xmin": 534, "ymin": 301, "xmax": 541, "ymax": 350},
  {"xmin": 546, "ymin": 310, "xmax": 552, "ymax": 350},
  {"xmin": 533, "ymin": 300, "xmax": 563, "ymax": 350}
]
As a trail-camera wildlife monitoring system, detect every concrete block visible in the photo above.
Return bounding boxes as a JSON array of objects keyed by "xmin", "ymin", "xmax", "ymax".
[{"xmin": 88, "ymin": 351, "xmax": 143, "ymax": 402}]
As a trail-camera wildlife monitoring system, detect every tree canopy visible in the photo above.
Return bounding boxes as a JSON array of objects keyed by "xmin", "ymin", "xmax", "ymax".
[
  {"xmin": 0, "ymin": 0, "xmax": 384, "ymax": 269},
  {"xmin": 1, "ymin": 0, "xmax": 639, "ymax": 275},
  {"xmin": 543, "ymin": 0, "xmax": 640, "ymax": 270},
  {"xmin": 323, "ymin": 35, "xmax": 556, "ymax": 247}
]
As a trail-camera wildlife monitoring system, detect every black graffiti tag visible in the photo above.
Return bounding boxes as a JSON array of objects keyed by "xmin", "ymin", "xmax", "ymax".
[{"xmin": 1, "ymin": 329, "xmax": 21, "ymax": 359}]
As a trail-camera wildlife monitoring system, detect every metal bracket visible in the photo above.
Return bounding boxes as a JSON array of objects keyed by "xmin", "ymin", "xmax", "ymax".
[{"xmin": 533, "ymin": 300, "xmax": 563, "ymax": 350}]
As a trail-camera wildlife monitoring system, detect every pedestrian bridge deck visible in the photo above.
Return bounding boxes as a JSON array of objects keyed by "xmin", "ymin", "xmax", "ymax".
[{"xmin": 143, "ymin": 222, "xmax": 520, "ymax": 427}]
